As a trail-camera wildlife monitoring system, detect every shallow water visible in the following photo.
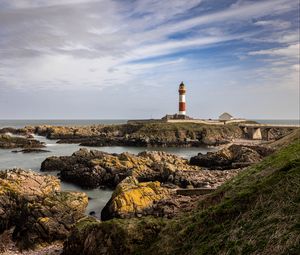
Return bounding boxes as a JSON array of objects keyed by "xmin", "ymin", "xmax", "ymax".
[
  {"xmin": 0, "ymin": 119, "xmax": 128, "ymax": 129},
  {"xmin": 0, "ymin": 134, "xmax": 216, "ymax": 218}
]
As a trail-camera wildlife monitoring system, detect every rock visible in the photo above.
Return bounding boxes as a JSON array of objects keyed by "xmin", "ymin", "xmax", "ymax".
[
  {"xmin": 41, "ymin": 149, "xmax": 241, "ymax": 190},
  {"xmin": 101, "ymin": 177, "xmax": 170, "ymax": 220},
  {"xmin": 0, "ymin": 134, "xmax": 45, "ymax": 149},
  {"xmin": 23, "ymin": 122, "xmax": 249, "ymax": 147},
  {"xmin": 0, "ymin": 228, "xmax": 64, "ymax": 255},
  {"xmin": 190, "ymin": 144, "xmax": 275, "ymax": 170},
  {"xmin": 13, "ymin": 123, "xmax": 298, "ymax": 148},
  {"xmin": 11, "ymin": 148, "xmax": 50, "ymax": 153},
  {"xmin": 89, "ymin": 211, "xmax": 96, "ymax": 216},
  {"xmin": 62, "ymin": 216, "xmax": 165, "ymax": 255},
  {"xmin": 41, "ymin": 149, "xmax": 134, "ymax": 188},
  {"xmin": 0, "ymin": 169, "xmax": 88, "ymax": 250},
  {"xmin": 64, "ymin": 192, "xmax": 207, "ymax": 254},
  {"xmin": 0, "ymin": 168, "xmax": 60, "ymax": 197},
  {"xmin": 0, "ymin": 127, "xmax": 31, "ymax": 136},
  {"xmin": 13, "ymin": 191, "xmax": 88, "ymax": 249}
]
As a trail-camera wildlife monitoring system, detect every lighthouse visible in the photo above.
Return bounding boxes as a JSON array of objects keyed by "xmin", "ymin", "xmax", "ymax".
[{"xmin": 178, "ymin": 82, "xmax": 186, "ymax": 115}]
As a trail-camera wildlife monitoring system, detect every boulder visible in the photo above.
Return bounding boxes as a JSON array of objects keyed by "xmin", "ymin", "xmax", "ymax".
[
  {"xmin": 11, "ymin": 148, "xmax": 50, "ymax": 153},
  {"xmin": 13, "ymin": 191, "xmax": 88, "ymax": 249},
  {"xmin": 0, "ymin": 134, "xmax": 45, "ymax": 149},
  {"xmin": 63, "ymin": 216, "xmax": 165, "ymax": 255},
  {"xmin": 190, "ymin": 144, "xmax": 274, "ymax": 169},
  {"xmin": 0, "ymin": 169, "xmax": 88, "ymax": 250},
  {"xmin": 101, "ymin": 177, "xmax": 170, "ymax": 220}
]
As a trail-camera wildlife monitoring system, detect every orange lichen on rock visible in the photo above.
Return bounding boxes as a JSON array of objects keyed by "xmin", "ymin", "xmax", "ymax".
[{"xmin": 103, "ymin": 177, "xmax": 170, "ymax": 219}]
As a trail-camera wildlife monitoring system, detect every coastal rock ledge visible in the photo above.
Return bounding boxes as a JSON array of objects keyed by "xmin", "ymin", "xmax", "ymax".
[
  {"xmin": 190, "ymin": 144, "xmax": 275, "ymax": 170},
  {"xmin": 0, "ymin": 133, "xmax": 45, "ymax": 149},
  {"xmin": 0, "ymin": 169, "xmax": 88, "ymax": 251},
  {"xmin": 41, "ymin": 148, "xmax": 240, "ymax": 190}
]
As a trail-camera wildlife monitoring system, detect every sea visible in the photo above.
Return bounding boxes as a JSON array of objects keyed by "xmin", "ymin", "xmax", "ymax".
[{"xmin": 0, "ymin": 119, "xmax": 222, "ymax": 218}]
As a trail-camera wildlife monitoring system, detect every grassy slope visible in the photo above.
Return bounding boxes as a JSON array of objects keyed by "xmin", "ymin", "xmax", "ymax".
[{"xmin": 143, "ymin": 139, "xmax": 300, "ymax": 255}]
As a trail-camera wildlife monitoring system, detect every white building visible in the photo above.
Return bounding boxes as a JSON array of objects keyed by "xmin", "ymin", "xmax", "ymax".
[{"xmin": 219, "ymin": 112, "xmax": 234, "ymax": 121}]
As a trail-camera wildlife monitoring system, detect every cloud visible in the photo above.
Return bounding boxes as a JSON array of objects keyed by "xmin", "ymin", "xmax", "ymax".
[
  {"xmin": 0, "ymin": 0, "xmax": 100, "ymax": 9},
  {"xmin": 146, "ymin": 0, "xmax": 297, "ymax": 37},
  {"xmin": 0, "ymin": 0, "xmax": 298, "ymax": 118},
  {"xmin": 249, "ymin": 43, "xmax": 299, "ymax": 58},
  {"xmin": 254, "ymin": 19, "xmax": 291, "ymax": 30}
]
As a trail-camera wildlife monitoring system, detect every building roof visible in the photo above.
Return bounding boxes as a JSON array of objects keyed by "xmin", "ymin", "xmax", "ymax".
[{"xmin": 219, "ymin": 112, "xmax": 233, "ymax": 119}]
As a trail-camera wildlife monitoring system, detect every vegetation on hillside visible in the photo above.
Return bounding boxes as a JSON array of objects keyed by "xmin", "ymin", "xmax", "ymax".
[{"xmin": 145, "ymin": 139, "xmax": 300, "ymax": 254}]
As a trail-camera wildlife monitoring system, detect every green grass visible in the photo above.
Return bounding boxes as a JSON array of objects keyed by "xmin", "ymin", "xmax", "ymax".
[{"xmin": 144, "ymin": 140, "xmax": 300, "ymax": 255}]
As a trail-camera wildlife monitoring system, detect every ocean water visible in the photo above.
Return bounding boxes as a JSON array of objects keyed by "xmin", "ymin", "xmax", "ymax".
[
  {"xmin": 1, "ymin": 119, "xmax": 298, "ymax": 129},
  {"xmin": 253, "ymin": 119, "xmax": 300, "ymax": 125},
  {"xmin": 0, "ymin": 119, "xmax": 128, "ymax": 129},
  {"xmin": 0, "ymin": 119, "xmax": 216, "ymax": 218}
]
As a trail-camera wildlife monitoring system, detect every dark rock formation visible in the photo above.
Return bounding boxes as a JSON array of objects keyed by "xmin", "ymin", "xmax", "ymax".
[
  {"xmin": 62, "ymin": 216, "xmax": 165, "ymax": 255},
  {"xmin": 24, "ymin": 122, "xmax": 247, "ymax": 147},
  {"xmin": 0, "ymin": 127, "xmax": 31, "ymax": 136},
  {"xmin": 0, "ymin": 134, "xmax": 45, "ymax": 149},
  {"xmin": 11, "ymin": 148, "xmax": 50, "ymax": 153},
  {"xmin": 41, "ymin": 149, "xmax": 240, "ymax": 189},
  {"xmin": 41, "ymin": 148, "xmax": 131, "ymax": 188},
  {"xmin": 0, "ymin": 169, "xmax": 88, "ymax": 250},
  {"xmin": 190, "ymin": 144, "xmax": 275, "ymax": 169},
  {"xmin": 101, "ymin": 176, "xmax": 202, "ymax": 221}
]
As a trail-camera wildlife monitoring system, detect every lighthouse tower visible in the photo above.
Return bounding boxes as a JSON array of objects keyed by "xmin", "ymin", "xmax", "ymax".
[{"xmin": 178, "ymin": 82, "xmax": 186, "ymax": 116}]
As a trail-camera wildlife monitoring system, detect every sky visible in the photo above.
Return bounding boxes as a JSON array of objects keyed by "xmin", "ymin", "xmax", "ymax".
[{"xmin": 0, "ymin": 0, "xmax": 299, "ymax": 119}]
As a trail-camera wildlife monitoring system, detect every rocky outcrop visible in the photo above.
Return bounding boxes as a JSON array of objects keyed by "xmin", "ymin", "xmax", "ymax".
[
  {"xmin": 12, "ymin": 148, "xmax": 51, "ymax": 153},
  {"xmin": 190, "ymin": 144, "xmax": 275, "ymax": 169},
  {"xmin": 41, "ymin": 149, "xmax": 132, "ymax": 188},
  {"xmin": 0, "ymin": 134, "xmax": 45, "ymax": 149},
  {"xmin": 0, "ymin": 127, "xmax": 31, "ymax": 136},
  {"xmin": 5, "ymin": 122, "xmax": 297, "ymax": 149},
  {"xmin": 62, "ymin": 216, "xmax": 165, "ymax": 255},
  {"xmin": 0, "ymin": 169, "xmax": 88, "ymax": 250},
  {"xmin": 41, "ymin": 149, "xmax": 240, "ymax": 189},
  {"xmin": 24, "ymin": 122, "xmax": 247, "ymax": 147},
  {"xmin": 101, "ymin": 177, "xmax": 171, "ymax": 220}
]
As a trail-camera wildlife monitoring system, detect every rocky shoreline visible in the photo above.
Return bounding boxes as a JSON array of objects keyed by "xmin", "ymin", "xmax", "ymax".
[
  {"xmin": 0, "ymin": 169, "xmax": 88, "ymax": 252},
  {"xmin": 2, "ymin": 122, "xmax": 247, "ymax": 147},
  {"xmin": 41, "ymin": 149, "xmax": 239, "ymax": 189},
  {"xmin": 0, "ymin": 134, "xmax": 45, "ymax": 150}
]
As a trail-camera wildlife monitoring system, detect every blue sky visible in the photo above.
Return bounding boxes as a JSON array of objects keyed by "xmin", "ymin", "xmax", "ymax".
[{"xmin": 0, "ymin": 0, "xmax": 299, "ymax": 119}]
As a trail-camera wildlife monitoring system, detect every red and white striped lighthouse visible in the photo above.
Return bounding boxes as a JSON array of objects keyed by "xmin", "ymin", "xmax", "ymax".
[{"xmin": 178, "ymin": 82, "xmax": 186, "ymax": 115}]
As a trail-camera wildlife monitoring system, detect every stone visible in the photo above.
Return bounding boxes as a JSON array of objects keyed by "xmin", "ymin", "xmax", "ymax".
[
  {"xmin": 190, "ymin": 144, "xmax": 275, "ymax": 170},
  {"xmin": 101, "ymin": 177, "xmax": 170, "ymax": 220},
  {"xmin": 11, "ymin": 148, "xmax": 50, "ymax": 153},
  {"xmin": 62, "ymin": 216, "xmax": 165, "ymax": 255},
  {"xmin": 41, "ymin": 149, "xmax": 241, "ymax": 191},
  {"xmin": 0, "ymin": 134, "xmax": 45, "ymax": 149},
  {"xmin": 0, "ymin": 169, "xmax": 88, "ymax": 250}
]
